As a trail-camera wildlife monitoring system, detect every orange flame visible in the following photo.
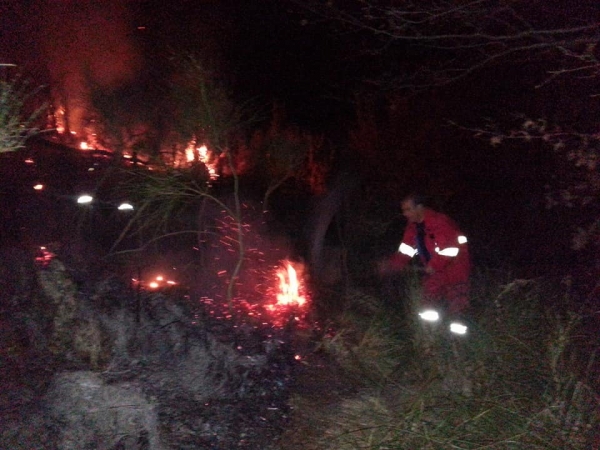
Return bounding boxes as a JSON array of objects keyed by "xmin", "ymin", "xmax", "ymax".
[
  {"xmin": 265, "ymin": 260, "xmax": 310, "ymax": 327},
  {"xmin": 181, "ymin": 139, "xmax": 219, "ymax": 179},
  {"xmin": 275, "ymin": 261, "xmax": 307, "ymax": 307},
  {"xmin": 54, "ymin": 106, "xmax": 66, "ymax": 134}
]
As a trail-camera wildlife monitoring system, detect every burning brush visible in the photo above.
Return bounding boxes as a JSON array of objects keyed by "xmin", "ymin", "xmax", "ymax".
[{"xmin": 266, "ymin": 260, "xmax": 310, "ymax": 328}]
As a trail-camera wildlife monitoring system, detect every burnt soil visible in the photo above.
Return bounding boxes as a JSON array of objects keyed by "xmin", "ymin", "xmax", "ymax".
[{"xmin": 0, "ymin": 326, "xmax": 359, "ymax": 450}]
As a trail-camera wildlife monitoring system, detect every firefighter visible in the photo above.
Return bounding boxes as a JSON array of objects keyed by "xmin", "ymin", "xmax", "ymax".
[{"xmin": 379, "ymin": 193, "xmax": 471, "ymax": 328}]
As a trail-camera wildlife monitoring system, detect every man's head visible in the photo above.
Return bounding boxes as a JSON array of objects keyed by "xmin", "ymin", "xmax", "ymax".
[{"xmin": 401, "ymin": 193, "xmax": 426, "ymax": 223}]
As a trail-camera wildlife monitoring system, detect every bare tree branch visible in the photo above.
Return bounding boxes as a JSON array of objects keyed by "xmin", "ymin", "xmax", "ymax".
[{"xmin": 295, "ymin": 0, "xmax": 600, "ymax": 90}]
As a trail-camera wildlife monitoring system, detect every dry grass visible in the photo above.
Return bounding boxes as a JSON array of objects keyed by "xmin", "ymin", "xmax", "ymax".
[{"xmin": 279, "ymin": 272, "xmax": 600, "ymax": 449}]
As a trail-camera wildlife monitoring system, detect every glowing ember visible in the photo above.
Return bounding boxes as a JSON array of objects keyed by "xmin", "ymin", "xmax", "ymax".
[
  {"xmin": 80, "ymin": 141, "xmax": 90, "ymax": 150},
  {"xmin": 132, "ymin": 274, "xmax": 178, "ymax": 290},
  {"xmin": 33, "ymin": 184, "xmax": 44, "ymax": 191}
]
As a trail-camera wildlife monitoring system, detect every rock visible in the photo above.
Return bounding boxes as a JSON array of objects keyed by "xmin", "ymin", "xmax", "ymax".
[{"xmin": 44, "ymin": 371, "xmax": 164, "ymax": 450}]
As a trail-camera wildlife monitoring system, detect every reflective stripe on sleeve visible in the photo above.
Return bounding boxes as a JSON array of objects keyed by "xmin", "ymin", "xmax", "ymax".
[
  {"xmin": 399, "ymin": 242, "xmax": 417, "ymax": 257},
  {"xmin": 435, "ymin": 246, "xmax": 459, "ymax": 257}
]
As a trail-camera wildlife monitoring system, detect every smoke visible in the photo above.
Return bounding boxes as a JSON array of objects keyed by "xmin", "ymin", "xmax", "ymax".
[
  {"xmin": 1, "ymin": 0, "xmax": 236, "ymax": 147},
  {"xmin": 40, "ymin": 0, "xmax": 143, "ymax": 135}
]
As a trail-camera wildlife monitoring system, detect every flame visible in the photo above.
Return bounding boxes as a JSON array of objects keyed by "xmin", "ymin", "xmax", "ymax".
[
  {"xmin": 54, "ymin": 106, "xmax": 66, "ymax": 134},
  {"xmin": 276, "ymin": 261, "xmax": 307, "ymax": 307},
  {"xmin": 46, "ymin": 104, "xmax": 225, "ymax": 172},
  {"xmin": 192, "ymin": 261, "xmax": 311, "ymax": 330},
  {"xmin": 48, "ymin": 105, "xmax": 105, "ymax": 151},
  {"xmin": 198, "ymin": 144, "xmax": 208, "ymax": 161},
  {"xmin": 46, "ymin": 103, "xmax": 223, "ymax": 171},
  {"xmin": 262, "ymin": 260, "xmax": 310, "ymax": 328},
  {"xmin": 180, "ymin": 139, "xmax": 219, "ymax": 179},
  {"xmin": 185, "ymin": 143, "xmax": 196, "ymax": 163}
]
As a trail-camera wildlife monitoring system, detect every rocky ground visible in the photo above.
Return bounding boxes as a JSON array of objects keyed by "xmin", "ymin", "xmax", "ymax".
[
  {"xmin": 0, "ymin": 326, "xmax": 360, "ymax": 450},
  {"xmin": 0, "ymin": 245, "xmax": 362, "ymax": 450},
  {"xmin": 0, "ymin": 340, "xmax": 360, "ymax": 450}
]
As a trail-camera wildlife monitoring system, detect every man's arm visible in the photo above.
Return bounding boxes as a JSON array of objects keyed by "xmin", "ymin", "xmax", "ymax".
[{"xmin": 378, "ymin": 225, "xmax": 415, "ymax": 274}]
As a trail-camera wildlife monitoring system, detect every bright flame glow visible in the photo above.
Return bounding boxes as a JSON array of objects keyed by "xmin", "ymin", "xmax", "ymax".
[
  {"xmin": 54, "ymin": 106, "xmax": 66, "ymax": 134},
  {"xmin": 80, "ymin": 141, "xmax": 89, "ymax": 150},
  {"xmin": 198, "ymin": 144, "xmax": 208, "ymax": 160},
  {"xmin": 419, "ymin": 309, "xmax": 440, "ymax": 322},
  {"xmin": 263, "ymin": 260, "xmax": 310, "ymax": 327},
  {"xmin": 33, "ymin": 184, "xmax": 44, "ymax": 190},
  {"xmin": 181, "ymin": 139, "xmax": 219, "ymax": 179},
  {"xmin": 195, "ymin": 262, "xmax": 310, "ymax": 330},
  {"xmin": 185, "ymin": 145, "xmax": 195, "ymax": 162},
  {"xmin": 275, "ymin": 262, "xmax": 307, "ymax": 307}
]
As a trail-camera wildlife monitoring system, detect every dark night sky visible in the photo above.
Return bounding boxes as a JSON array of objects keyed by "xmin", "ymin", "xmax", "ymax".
[
  {"xmin": 2, "ymin": 0, "xmax": 598, "ymax": 133},
  {"xmin": 4, "ymin": 0, "xmax": 589, "ymax": 134},
  {"xmin": 1, "ymin": 0, "xmax": 352, "ymax": 132}
]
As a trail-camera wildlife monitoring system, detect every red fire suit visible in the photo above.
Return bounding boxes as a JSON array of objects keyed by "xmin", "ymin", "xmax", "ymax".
[{"xmin": 389, "ymin": 208, "xmax": 470, "ymax": 314}]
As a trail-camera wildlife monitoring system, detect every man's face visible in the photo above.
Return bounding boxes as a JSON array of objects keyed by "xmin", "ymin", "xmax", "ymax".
[{"xmin": 401, "ymin": 199, "xmax": 424, "ymax": 223}]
